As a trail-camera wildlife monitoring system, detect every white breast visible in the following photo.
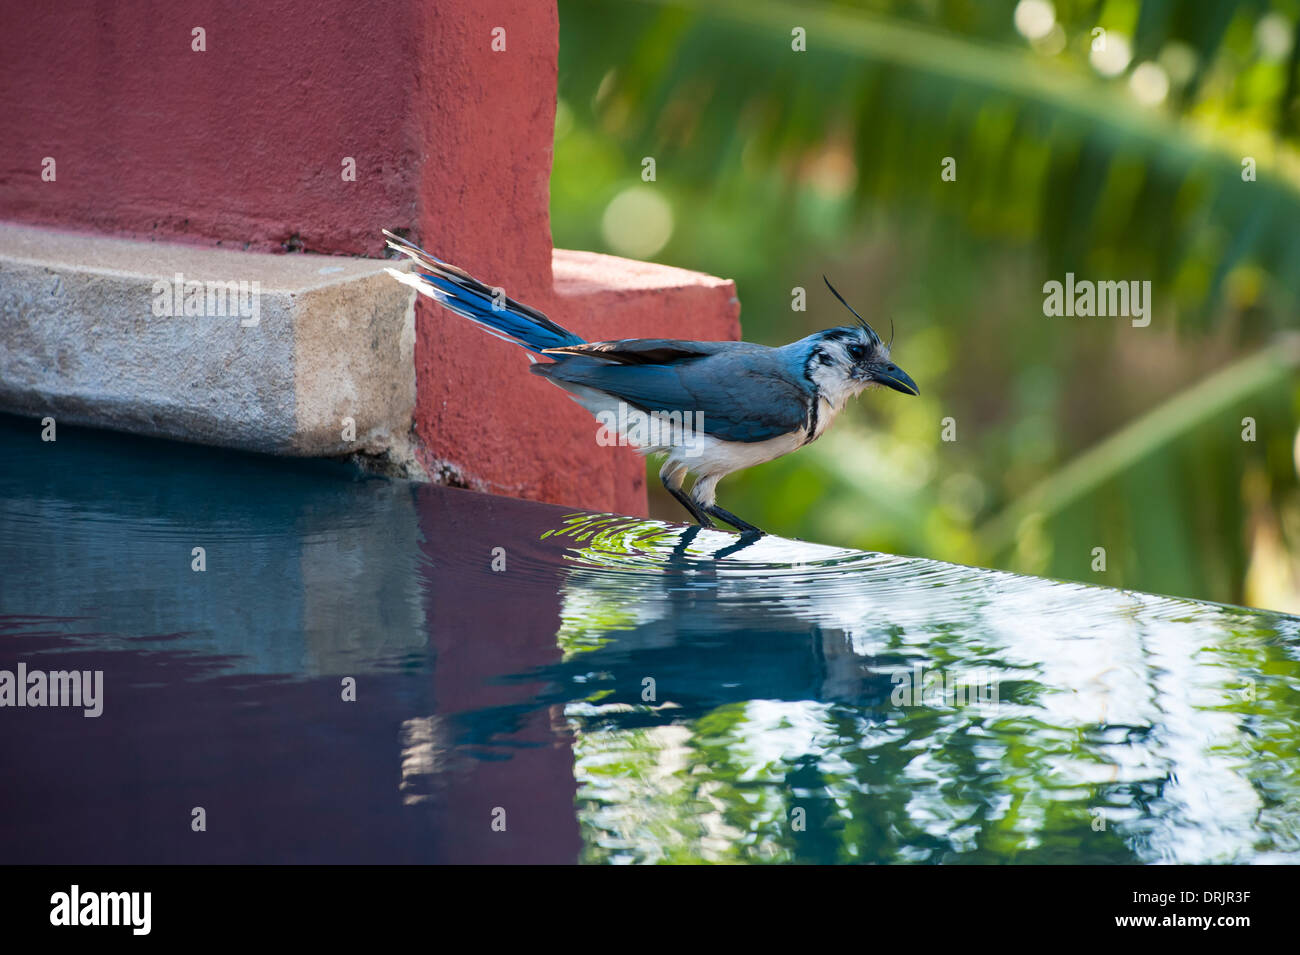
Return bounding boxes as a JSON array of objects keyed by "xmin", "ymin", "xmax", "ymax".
[{"xmin": 676, "ymin": 429, "xmax": 807, "ymax": 479}]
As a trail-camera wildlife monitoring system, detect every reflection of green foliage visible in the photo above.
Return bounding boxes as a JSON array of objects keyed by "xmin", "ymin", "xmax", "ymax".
[
  {"xmin": 544, "ymin": 513, "xmax": 683, "ymax": 657},
  {"xmin": 567, "ymin": 633, "xmax": 1300, "ymax": 863},
  {"xmin": 542, "ymin": 512, "xmax": 679, "ymax": 559},
  {"xmin": 554, "ymin": 0, "xmax": 1300, "ymax": 610},
  {"xmin": 549, "ymin": 530, "xmax": 1300, "ymax": 861}
]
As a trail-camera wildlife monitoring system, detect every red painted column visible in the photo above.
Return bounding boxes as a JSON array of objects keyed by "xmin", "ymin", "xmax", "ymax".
[
  {"xmin": 405, "ymin": 0, "xmax": 563, "ymax": 497},
  {"xmin": 397, "ymin": 2, "xmax": 743, "ymax": 515}
]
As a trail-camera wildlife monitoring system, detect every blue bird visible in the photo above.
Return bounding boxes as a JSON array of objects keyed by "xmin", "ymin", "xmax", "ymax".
[{"xmin": 383, "ymin": 230, "xmax": 918, "ymax": 535}]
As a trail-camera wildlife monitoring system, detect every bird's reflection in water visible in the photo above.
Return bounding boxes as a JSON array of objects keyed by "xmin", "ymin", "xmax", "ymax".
[{"xmin": 460, "ymin": 518, "xmax": 913, "ymax": 735}]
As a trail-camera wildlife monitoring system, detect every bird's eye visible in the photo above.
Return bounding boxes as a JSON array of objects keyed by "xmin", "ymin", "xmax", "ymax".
[{"xmin": 847, "ymin": 343, "xmax": 866, "ymax": 362}]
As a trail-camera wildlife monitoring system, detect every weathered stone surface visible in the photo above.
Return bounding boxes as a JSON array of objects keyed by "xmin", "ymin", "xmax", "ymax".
[{"xmin": 0, "ymin": 222, "xmax": 416, "ymax": 459}]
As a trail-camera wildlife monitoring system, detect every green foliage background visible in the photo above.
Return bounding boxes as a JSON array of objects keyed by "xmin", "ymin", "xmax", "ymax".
[{"xmin": 550, "ymin": 0, "xmax": 1300, "ymax": 611}]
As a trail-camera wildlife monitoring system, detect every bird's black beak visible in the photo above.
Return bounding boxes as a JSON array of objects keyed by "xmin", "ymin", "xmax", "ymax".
[{"xmin": 872, "ymin": 362, "xmax": 919, "ymax": 396}]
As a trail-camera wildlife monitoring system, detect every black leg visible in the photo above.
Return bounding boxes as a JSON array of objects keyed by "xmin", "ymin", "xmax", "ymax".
[
  {"xmin": 703, "ymin": 503, "xmax": 765, "ymax": 536},
  {"xmin": 663, "ymin": 476, "xmax": 715, "ymax": 528}
]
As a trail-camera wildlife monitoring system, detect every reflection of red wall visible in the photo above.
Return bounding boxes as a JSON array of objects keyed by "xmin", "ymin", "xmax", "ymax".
[
  {"xmin": 417, "ymin": 483, "xmax": 583, "ymax": 864},
  {"xmin": 0, "ymin": 0, "xmax": 740, "ymax": 514}
]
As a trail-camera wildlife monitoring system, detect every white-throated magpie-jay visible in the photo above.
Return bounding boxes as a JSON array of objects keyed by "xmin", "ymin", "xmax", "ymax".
[{"xmin": 383, "ymin": 231, "xmax": 918, "ymax": 536}]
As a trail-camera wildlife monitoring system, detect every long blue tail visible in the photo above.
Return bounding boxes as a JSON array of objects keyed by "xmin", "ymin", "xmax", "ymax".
[{"xmin": 382, "ymin": 230, "xmax": 584, "ymax": 354}]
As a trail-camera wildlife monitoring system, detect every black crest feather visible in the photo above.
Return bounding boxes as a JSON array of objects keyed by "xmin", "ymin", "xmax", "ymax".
[{"xmin": 822, "ymin": 276, "xmax": 881, "ymax": 346}]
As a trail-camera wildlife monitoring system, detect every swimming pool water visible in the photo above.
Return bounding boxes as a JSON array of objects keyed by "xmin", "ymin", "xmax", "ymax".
[{"xmin": 2, "ymin": 414, "xmax": 1297, "ymax": 863}]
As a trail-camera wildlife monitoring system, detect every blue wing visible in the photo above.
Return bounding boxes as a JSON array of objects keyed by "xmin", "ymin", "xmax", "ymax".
[{"xmin": 534, "ymin": 348, "xmax": 811, "ymax": 444}]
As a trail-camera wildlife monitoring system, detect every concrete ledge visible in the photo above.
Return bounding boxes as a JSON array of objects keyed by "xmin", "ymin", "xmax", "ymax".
[
  {"xmin": 0, "ymin": 222, "xmax": 416, "ymax": 460},
  {"xmin": 552, "ymin": 249, "xmax": 738, "ymax": 298}
]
